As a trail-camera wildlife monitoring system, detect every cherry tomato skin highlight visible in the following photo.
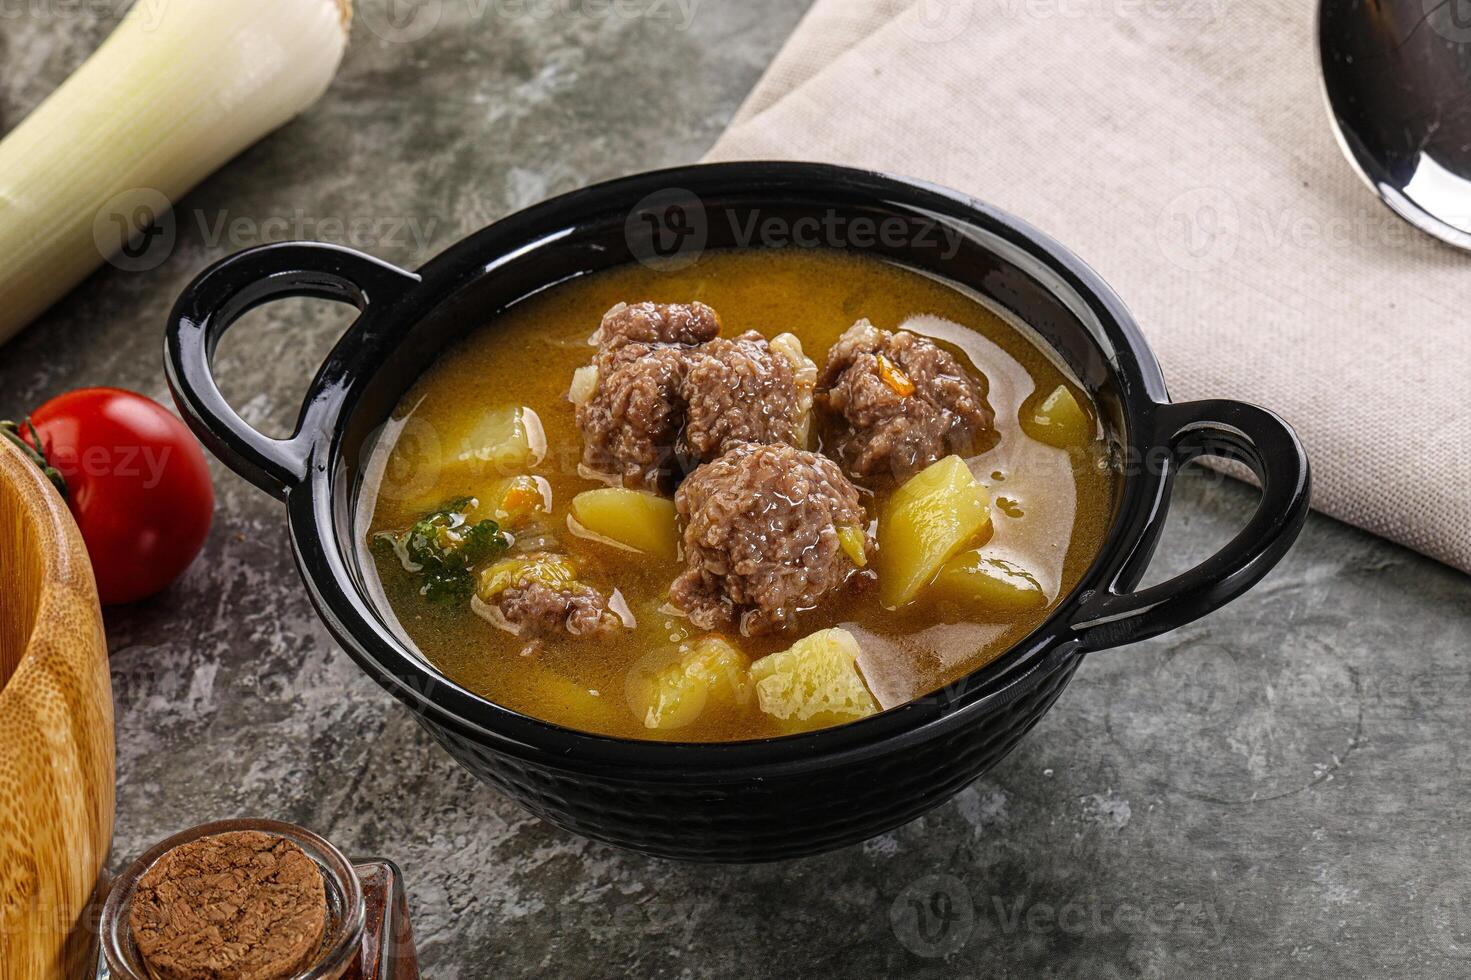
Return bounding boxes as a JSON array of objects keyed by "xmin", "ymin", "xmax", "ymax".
[{"xmin": 25, "ymin": 388, "xmax": 214, "ymax": 604}]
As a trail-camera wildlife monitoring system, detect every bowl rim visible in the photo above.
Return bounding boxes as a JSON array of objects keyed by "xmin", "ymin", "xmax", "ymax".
[{"xmin": 290, "ymin": 161, "xmax": 1167, "ymax": 773}]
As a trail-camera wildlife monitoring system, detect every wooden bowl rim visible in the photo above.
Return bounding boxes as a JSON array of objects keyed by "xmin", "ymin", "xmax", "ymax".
[{"xmin": 0, "ymin": 437, "xmax": 95, "ymax": 690}]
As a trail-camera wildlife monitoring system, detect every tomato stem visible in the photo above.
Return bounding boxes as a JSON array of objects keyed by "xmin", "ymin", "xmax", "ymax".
[{"xmin": 0, "ymin": 419, "xmax": 68, "ymax": 499}]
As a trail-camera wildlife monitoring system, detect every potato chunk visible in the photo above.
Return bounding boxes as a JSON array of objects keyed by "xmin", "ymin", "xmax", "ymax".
[
  {"xmin": 877, "ymin": 455, "xmax": 991, "ymax": 608},
  {"xmin": 570, "ymin": 487, "xmax": 679, "ymax": 561},
  {"xmin": 1026, "ymin": 384, "xmax": 1092, "ymax": 448},
  {"xmin": 930, "ymin": 551, "xmax": 1047, "ymax": 613},
  {"xmin": 454, "ymin": 405, "xmax": 547, "ymax": 476},
  {"xmin": 749, "ymin": 628, "xmax": 879, "ymax": 732},
  {"xmin": 389, "ymin": 406, "xmax": 547, "ymax": 513},
  {"xmin": 629, "ymin": 636, "xmax": 752, "ymax": 731}
]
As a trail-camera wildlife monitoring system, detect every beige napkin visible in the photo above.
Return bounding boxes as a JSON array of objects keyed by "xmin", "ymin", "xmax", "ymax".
[{"xmin": 706, "ymin": 0, "xmax": 1471, "ymax": 574}]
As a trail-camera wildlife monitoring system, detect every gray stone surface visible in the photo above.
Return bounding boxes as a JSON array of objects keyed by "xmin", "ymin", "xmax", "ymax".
[{"xmin": 3, "ymin": 3, "xmax": 1470, "ymax": 977}]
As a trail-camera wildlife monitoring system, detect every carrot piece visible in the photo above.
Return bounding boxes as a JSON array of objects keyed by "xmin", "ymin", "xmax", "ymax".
[{"xmin": 877, "ymin": 353, "xmax": 916, "ymax": 397}]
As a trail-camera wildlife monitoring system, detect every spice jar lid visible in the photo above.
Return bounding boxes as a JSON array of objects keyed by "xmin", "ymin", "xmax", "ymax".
[{"xmin": 99, "ymin": 819, "xmax": 367, "ymax": 980}]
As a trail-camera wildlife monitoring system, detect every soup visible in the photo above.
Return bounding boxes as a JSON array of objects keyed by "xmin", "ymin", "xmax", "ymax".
[{"xmin": 364, "ymin": 248, "xmax": 1117, "ymax": 741}]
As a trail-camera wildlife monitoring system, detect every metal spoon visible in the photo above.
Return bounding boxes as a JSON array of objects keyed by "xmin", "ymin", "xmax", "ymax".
[{"xmin": 1318, "ymin": 0, "xmax": 1471, "ymax": 251}]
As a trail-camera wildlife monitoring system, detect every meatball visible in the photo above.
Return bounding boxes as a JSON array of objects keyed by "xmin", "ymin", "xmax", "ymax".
[
  {"xmin": 496, "ymin": 580, "xmax": 624, "ymax": 640},
  {"xmin": 670, "ymin": 444, "xmax": 869, "ymax": 636},
  {"xmin": 817, "ymin": 319, "xmax": 995, "ymax": 480},
  {"xmin": 574, "ymin": 302, "xmax": 722, "ymax": 488},
  {"xmin": 594, "ymin": 301, "xmax": 721, "ymax": 349},
  {"xmin": 574, "ymin": 302, "xmax": 811, "ymax": 488},
  {"xmin": 478, "ymin": 553, "xmax": 627, "ymax": 641},
  {"xmin": 680, "ymin": 332, "xmax": 802, "ymax": 463},
  {"xmin": 575, "ymin": 342, "xmax": 689, "ymax": 488}
]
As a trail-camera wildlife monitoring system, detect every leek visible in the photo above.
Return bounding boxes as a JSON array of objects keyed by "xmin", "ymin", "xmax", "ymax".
[{"xmin": 0, "ymin": 0, "xmax": 352, "ymax": 344}]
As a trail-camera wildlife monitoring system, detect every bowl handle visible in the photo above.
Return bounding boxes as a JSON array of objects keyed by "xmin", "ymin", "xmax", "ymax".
[
  {"xmin": 164, "ymin": 242, "xmax": 419, "ymax": 500},
  {"xmin": 1070, "ymin": 399, "xmax": 1312, "ymax": 651}
]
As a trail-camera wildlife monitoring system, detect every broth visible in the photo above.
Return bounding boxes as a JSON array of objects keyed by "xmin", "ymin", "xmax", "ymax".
[{"xmin": 364, "ymin": 248, "xmax": 1117, "ymax": 741}]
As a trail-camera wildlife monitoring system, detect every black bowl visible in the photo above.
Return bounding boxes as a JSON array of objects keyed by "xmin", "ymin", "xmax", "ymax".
[{"xmin": 165, "ymin": 162, "xmax": 1310, "ymax": 862}]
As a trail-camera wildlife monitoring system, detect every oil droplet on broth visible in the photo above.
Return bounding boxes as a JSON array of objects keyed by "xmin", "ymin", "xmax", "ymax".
[{"xmin": 996, "ymin": 496, "xmax": 1025, "ymax": 519}]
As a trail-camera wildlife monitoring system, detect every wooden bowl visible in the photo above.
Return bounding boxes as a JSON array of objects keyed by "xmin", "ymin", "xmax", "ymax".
[{"xmin": 0, "ymin": 437, "xmax": 114, "ymax": 979}]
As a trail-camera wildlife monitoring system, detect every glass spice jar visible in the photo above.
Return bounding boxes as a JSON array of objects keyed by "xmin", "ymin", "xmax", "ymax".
[{"xmin": 96, "ymin": 819, "xmax": 419, "ymax": 980}]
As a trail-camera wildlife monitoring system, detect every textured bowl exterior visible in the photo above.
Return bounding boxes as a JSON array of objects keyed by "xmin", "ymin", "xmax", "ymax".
[
  {"xmin": 0, "ymin": 439, "xmax": 114, "ymax": 978},
  {"xmin": 415, "ymin": 659, "xmax": 1079, "ymax": 862}
]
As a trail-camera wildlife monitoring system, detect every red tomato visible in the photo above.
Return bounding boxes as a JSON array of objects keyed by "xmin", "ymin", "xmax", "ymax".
[{"xmin": 19, "ymin": 388, "xmax": 214, "ymax": 605}]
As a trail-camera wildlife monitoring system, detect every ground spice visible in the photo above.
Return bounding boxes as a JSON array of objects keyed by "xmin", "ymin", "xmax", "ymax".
[{"xmin": 128, "ymin": 830, "xmax": 328, "ymax": 980}]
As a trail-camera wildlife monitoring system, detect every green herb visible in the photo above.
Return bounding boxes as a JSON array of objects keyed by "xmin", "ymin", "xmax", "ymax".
[{"xmin": 376, "ymin": 497, "xmax": 509, "ymax": 602}]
